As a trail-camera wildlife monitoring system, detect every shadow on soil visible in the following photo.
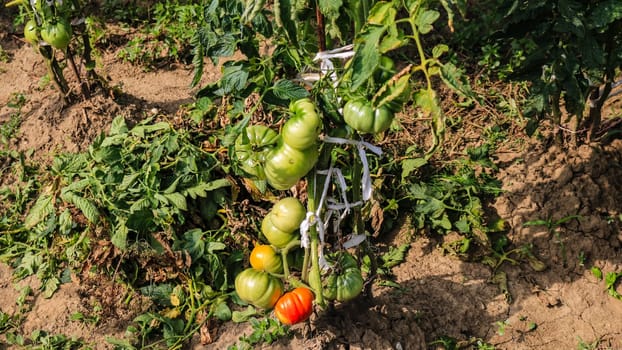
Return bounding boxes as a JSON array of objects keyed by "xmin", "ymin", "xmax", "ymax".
[{"xmin": 263, "ymin": 138, "xmax": 622, "ymax": 350}]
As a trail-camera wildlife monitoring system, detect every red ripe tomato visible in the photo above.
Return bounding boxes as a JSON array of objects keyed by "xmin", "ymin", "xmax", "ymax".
[{"xmin": 274, "ymin": 287, "xmax": 314, "ymax": 325}]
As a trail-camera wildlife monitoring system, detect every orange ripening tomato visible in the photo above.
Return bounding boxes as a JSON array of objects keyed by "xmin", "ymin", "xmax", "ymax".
[
  {"xmin": 274, "ymin": 287, "xmax": 314, "ymax": 325},
  {"xmin": 249, "ymin": 244, "xmax": 283, "ymax": 274}
]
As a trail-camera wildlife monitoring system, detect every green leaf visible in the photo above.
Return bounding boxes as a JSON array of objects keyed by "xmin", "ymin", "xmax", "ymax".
[
  {"xmin": 232, "ymin": 306, "xmax": 257, "ymax": 323},
  {"xmin": 373, "ymin": 74, "xmax": 411, "ymax": 110},
  {"xmin": 414, "ymin": 89, "xmax": 445, "ymax": 155},
  {"xmin": 350, "ymin": 26, "xmax": 384, "ymax": 92},
  {"xmin": 24, "ymin": 194, "xmax": 54, "ymax": 229},
  {"xmin": 274, "ymin": 0, "xmax": 298, "ymax": 46},
  {"xmin": 220, "ymin": 64, "xmax": 250, "ymax": 95},
  {"xmin": 591, "ymin": 266, "xmax": 603, "ymax": 280},
  {"xmin": 379, "ymin": 35, "xmax": 406, "ymax": 53},
  {"xmin": 212, "ymin": 300, "xmax": 232, "ymax": 321},
  {"xmin": 415, "ymin": 9, "xmax": 440, "ymax": 34},
  {"xmin": 271, "ymin": 80, "xmax": 309, "ymax": 101},
  {"xmin": 401, "ymin": 158, "xmax": 427, "ymax": 180},
  {"xmin": 62, "ymin": 191, "xmax": 100, "ymax": 224},
  {"xmin": 111, "ymin": 221, "xmax": 129, "ymax": 250},
  {"xmin": 42, "ymin": 276, "xmax": 60, "ymax": 299},
  {"xmin": 207, "ymin": 241, "xmax": 226, "ymax": 253},
  {"xmin": 180, "ymin": 229, "xmax": 204, "ymax": 259},
  {"xmin": 408, "ymin": 183, "xmax": 428, "ymax": 199},
  {"xmin": 440, "ymin": 62, "xmax": 476, "ymax": 103},
  {"xmin": 368, "ymin": 1, "xmax": 394, "ymax": 25},
  {"xmin": 131, "ymin": 122, "xmax": 170, "ymax": 138},
  {"xmin": 164, "ymin": 192, "xmax": 187, "ymax": 211},
  {"xmin": 109, "ymin": 116, "xmax": 128, "ymax": 136},
  {"xmin": 241, "ymin": 0, "xmax": 266, "ymax": 24},
  {"xmin": 183, "ymin": 178, "xmax": 231, "ymax": 199},
  {"xmin": 589, "ymin": 0, "xmax": 622, "ymax": 28},
  {"xmin": 432, "ymin": 44, "xmax": 449, "ymax": 58},
  {"xmin": 381, "ymin": 244, "xmax": 410, "ymax": 269},
  {"xmin": 104, "ymin": 337, "xmax": 137, "ymax": 350},
  {"xmin": 119, "ymin": 173, "xmax": 140, "ymax": 191},
  {"xmin": 211, "ymin": 33, "xmax": 238, "ymax": 58},
  {"xmin": 140, "ymin": 283, "xmax": 174, "ymax": 306},
  {"xmin": 319, "ymin": 0, "xmax": 343, "ymax": 39}
]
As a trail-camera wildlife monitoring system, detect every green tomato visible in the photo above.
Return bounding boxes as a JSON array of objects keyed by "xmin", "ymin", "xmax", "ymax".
[
  {"xmin": 261, "ymin": 212, "xmax": 299, "ymax": 248},
  {"xmin": 40, "ymin": 19, "xmax": 72, "ymax": 50},
  {"xmin": 270, "ymin": 197, "xmax": 306, "ymax": 233},
  {"xmin": 282, "ymin": 98, "xmax": 322, "ymax": 151},
  {"xmin": 233, "ymin": 125, "xmax": 279, "ymax": 179},
  {"xmin": 322, "ymin": 252, "xmax": 364, "ymax": 302},
  {"xmin": 343, "ymin": 99, "xmax": 394, "ymax": 134},
  {"xmin": 234, "ymin": 268, "xmax": 283, "ymax": 309},
  {"xmin": 264, "ymin": 142, "xmax": 319, "ymax": 190},
  {"xmin": 24, "ymin": 19, "xmax": 39, "ymax": 45}
]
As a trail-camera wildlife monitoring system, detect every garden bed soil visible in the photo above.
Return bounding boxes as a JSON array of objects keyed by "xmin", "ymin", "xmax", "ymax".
[{"xmin": 2, "ymin": 17, "xmax": 622, "ymax": 350}]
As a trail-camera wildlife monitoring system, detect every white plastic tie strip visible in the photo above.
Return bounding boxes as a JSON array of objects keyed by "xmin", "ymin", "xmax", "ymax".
[
  {"xmin": 297, "ymin": 44, "xmax": 355, "ymax": 87},
  {"xmin": 297, "ymin": 44, "xmax": 382, "ymax": 264},
  {"xmin": 313, "ymin": 44, "xmax": 355, "ymax": 82},
  {"xmin": 323, "ymin": 136, "xmax": 382, "ymax": 201}
]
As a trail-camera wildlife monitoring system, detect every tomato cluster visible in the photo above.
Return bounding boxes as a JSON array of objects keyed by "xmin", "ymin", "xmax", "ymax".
[
  {"xmin": 232, "ymin": 98, "xmax": 322, "ymax": 190},
  {"xmin": 261, "ymin": 197, "xmax": 305, "ymax": 248},
  {"xmin": 18, "ymin": 0, "xmax": 74, "ymax": 50},
  {"xmin": 264, "ymin": 98, "xmax": 322, "ymax": 190},
  {"xmin": 232, "ymin": 96, "xmax": 371, "ymax": 324}
]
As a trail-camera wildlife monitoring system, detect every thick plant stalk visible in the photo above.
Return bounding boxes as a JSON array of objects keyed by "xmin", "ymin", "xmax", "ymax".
[
  {"xmin": 306, "ymin": 173, "xmax": 325, "ymax": 307},
  {"xmin": 315, "ymin": 0, "xmax": 326, "ymax": 52},
  {"xmin": 40, "ymin": 46, "xmax": 70, "ymax": 101},
  {"xmin": 66, "ymin": 47, "xmax": 89, "ymax": 99}
]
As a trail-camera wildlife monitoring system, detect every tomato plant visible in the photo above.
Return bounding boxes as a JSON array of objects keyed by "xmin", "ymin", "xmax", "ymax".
[
  {"xmin": 250, "ymin": 244, "xmax": 283, "ymax": 274},
  {"xmin": 274, "ymin": 287, "xmax": 314, "ymax": 325},
  {"xmin": 235, "ymin": 268, "xmax": 284, "ymax": 309},
  {"xmin": 9, "ymin": 0, "xmax": 104, "ymax": 102}
]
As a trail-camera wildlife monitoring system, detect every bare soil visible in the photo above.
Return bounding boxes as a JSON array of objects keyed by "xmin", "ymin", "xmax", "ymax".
[{"xmin": 2, "ymin": 13, "xmax": 622, "ymax": 350}]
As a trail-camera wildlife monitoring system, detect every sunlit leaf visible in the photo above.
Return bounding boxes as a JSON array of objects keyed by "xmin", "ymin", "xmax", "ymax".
[
  {"xmin": 415, "ymin": 9, "xmax": 440, "ymax": 34},
  {"xmin": 271, "ymin": 80, "xmax": 309, "ymax": 101},
  {"xmin": 24, "ymin": 194, "xmax": 54, "ymax": 229}
]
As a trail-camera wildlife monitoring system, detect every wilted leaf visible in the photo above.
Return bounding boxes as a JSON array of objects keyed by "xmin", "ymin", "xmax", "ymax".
[{"xmin": 24, "ymin": 194, "xmax": 54, "ymax": 229}]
